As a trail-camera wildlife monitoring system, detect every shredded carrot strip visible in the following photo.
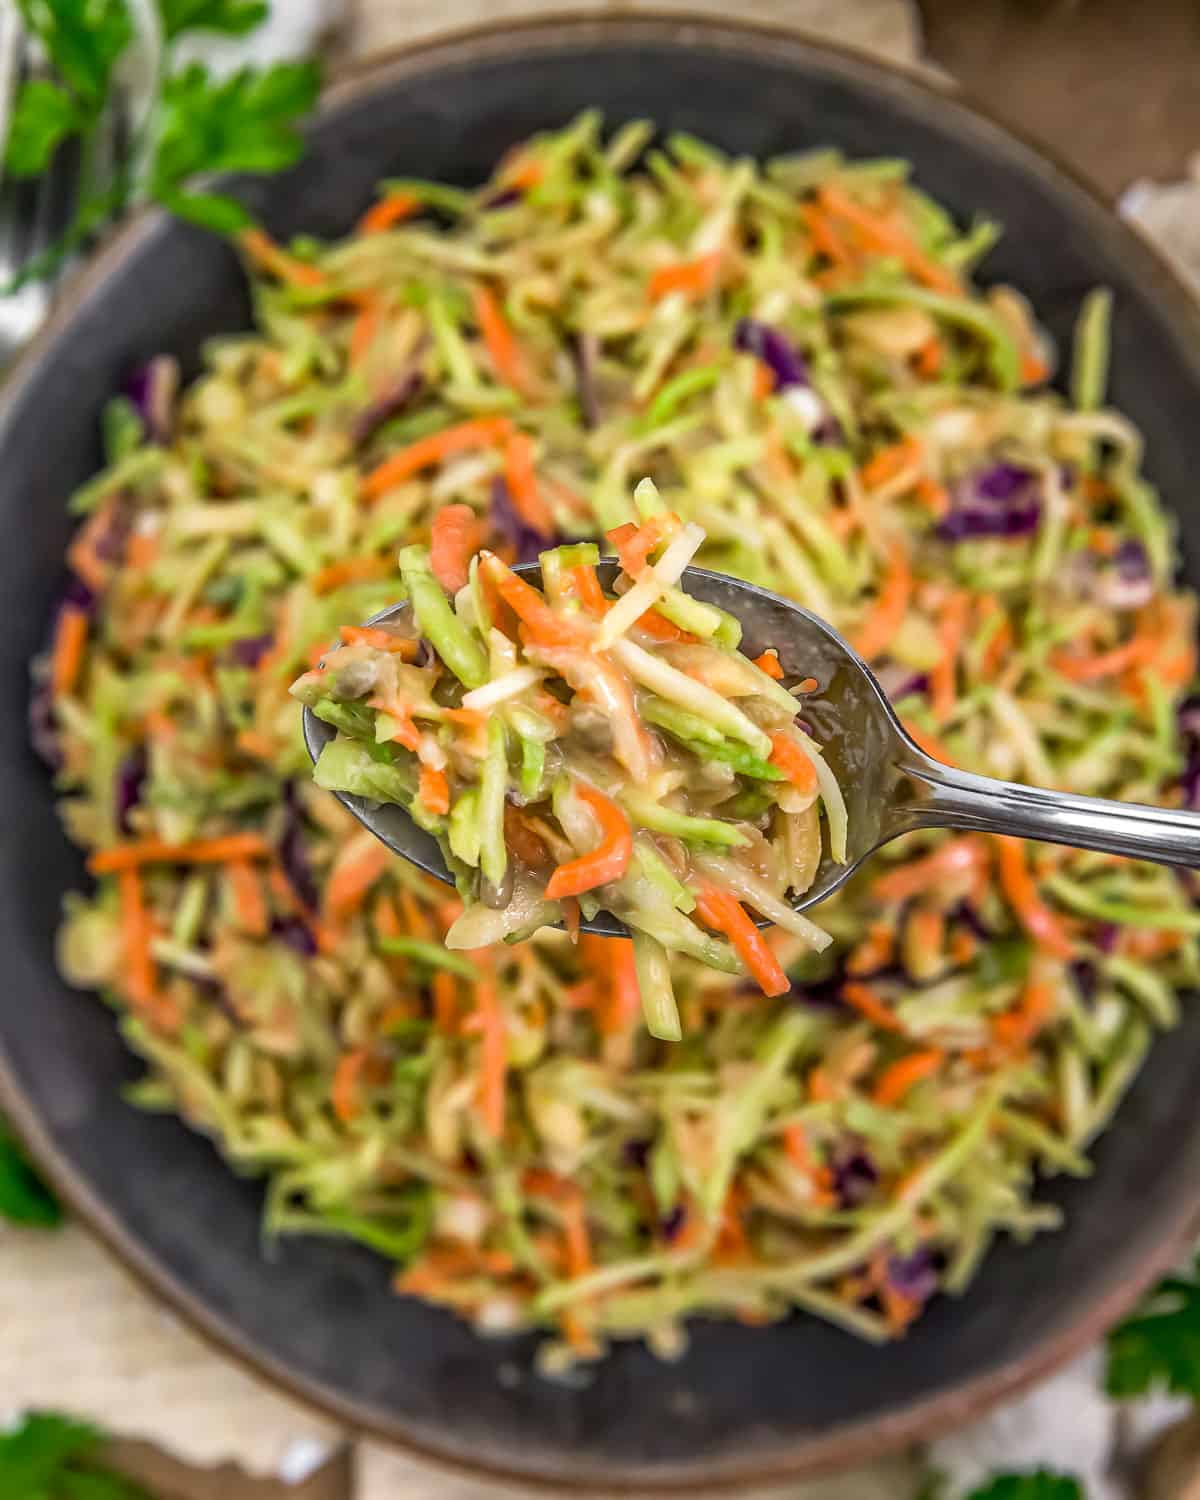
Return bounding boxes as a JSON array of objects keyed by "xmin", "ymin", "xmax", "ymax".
[
  {"xmin": 694, "ymin": 883, "xmax": 789, "ymax": 997},
  {"xmin": 325, "ymin": 836, "xmax": 391, "ymax": 922},
  {"xmin": 752, "ymin": 362, "xmax": 775, "ymax": 399},
  {"xmin": 569, "ymin": 564, "xmax": 607, "ymax": 617},
  {"xmin": 418, "ymin": 765, "xmax": 450, "ymax": 816},
  {"xmin": 503, "ymin": 429, "xmax": 556, "ymax": 534},
  {"xmin": 348, "ymin": 294, "xmax": 382, "ymax": 369},
  {"xmin": 852, "ymin": 541, "xmax": 912, "ymax": 660},
  {"xmin": 817, "ymin": 185, "xmax": 961, "ymax": 296},
  {"xmin": 118, "ymin": 866, "xmax": 158, "ymax": 1012},
  {"xmin": 472, "ymin": 953, "xmax": 506, "ymax": 1139},
  {"xmin": 361, "ymin": 416, "xmax": 512, "ymax": 501},
  {"xmin": 239, "ymin": 227, "xmax": 325, "ymax": 288},
  {"xmin": 483, "ymin": 554, "xmax": 589, "ymax": 648},
  {"xmin": 753, "ymin": 649, "xmax": 784, "ymax": 680},
  {"xmin": 545, "ymin": 783, "xmax": 632, "ymax": 899},
  {"xmin": 800, "ymin": 203, "xmax": 856, "ymax": 268},
  {"xmin": 914, "ymin": 338, "xmax": 943, "ymax": 377},
  {"xmin": 995, "ymin": 836, "xmax": 1074, "ymax": 959},
  {"xmin": 931, "ymin": 589, "xmax": 971, "ymax": 722},
  {"xmin": 332, "ymin": 1048, "xmax": 372, "ymax": 1123},
  {"xmin": 356, "ymin": 192, "xmax": 419, "ymax": 235},
  {"xmin": 992, "ymin": 973, "xmax": 1055, "ymax": 1052},
  {"xmin": 67, "ymin": 498, "xmax": 117, "ymax": 593},
  {"xmin": 914, "ymin": 475, "xmax": 951, "ymax": 518},
  {"xmin": 432, "ymin": 970, "xmax": 457, "ymax": 1034},
  {"xmin": 846, "ymin": 921, "xmax": 895, "ymax": 975},
  {"xmin": 861, "ymin": 436, "xmax": 923, "ymax": 491},
  {"xmin": 768, "ymin": 731, "xmax": 819, "ymax": 795},
  {"xmin": 1020, "ymin": 350, "xmax": 1049, "ymax": 386},
  {"xmin": 227, "ymin": 859, "xmax": 268, "ymax": 937},
  {"xmin": 601, "ymin": 937, "xmax": 641, "ymax": 1035},
  {"xmin": 647, "ymin": 251, "xmax": 722, "ymax": 302},
  {"xmin": 473, "ymin": 285, "xmax": 535, "ymax": 395},
  {"xmin": 607, "ymin": 514, "xmax": 682, "ymax": 577},
  {"xmin": 338, "ymin": 626, "xmax": 417, "ymax": 656},
  {"xmin": 125, "ymin": 531, "xmax": 160, "ymax": 569},
  {"xmin": 50, "ymin": 606, "xmax": 88, "ymax": 698},
  {"xmin": 90, "ymin": 833, "xmax": 271, "ymax": 874},
  {"xmin": 871, "ymin": 835, "xmax": 988, "ymax": 905},
  {"xmin": 310, "ymin": 556, "xmax": 391, "ymax": 594},
  {"xmin": 873, "ymin": 1048, "xmax": 944, "ymax": 1106},
  {"xmin": 430, "ymin": 503, "xmax": 481, "ymax": 595},
  {"xmin": 1050, "ymin": 635, "xmax": 1154, "ymax": 682},
  {"xmin": 841, "ymin": 980, "xmax": 903, "ymax": 1032}
]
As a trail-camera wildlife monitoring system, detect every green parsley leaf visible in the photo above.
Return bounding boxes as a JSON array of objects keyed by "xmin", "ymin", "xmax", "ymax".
[
  {"xmin": 14, "ymin": 0, "xmax": 132, "ymax": 111},
  {"xmin": 965, "ymin": 1473, "xmax": 1084, "ymax": 1500},
  {"xmin": 157, "ymin": 0, "xmax": 269, "ymax": 39},
  {"xmin": 5, "ymin": 79, "xmax": 82, "ymax": 178},
  {"xmin": 155, "ymin": 188, "xmax": 252, "ymax": 234},
  {"xmin": 1106, "ymin": 1252, "xmax": 1200, "ymax": 1399},
  {"xmin": 0, "ymin": 1122, "xmax": 62, "ymax": 1227},
  {"xmin": 150, "ymin": 60, "xmax": 320, "ymax": 199},
  {"xmin": 0, "ymin": 1413, "xmax": 101, "ymax": 1496},
  {"xmin": 0, "ymin": 1412, "xmax": 155, "ymax": 1498}
]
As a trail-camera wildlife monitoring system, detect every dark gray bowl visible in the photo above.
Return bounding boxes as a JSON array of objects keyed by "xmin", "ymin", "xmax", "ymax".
[{"xmin": 3, "ymin": 14, "xmax": 1200, "ymax": 1491}]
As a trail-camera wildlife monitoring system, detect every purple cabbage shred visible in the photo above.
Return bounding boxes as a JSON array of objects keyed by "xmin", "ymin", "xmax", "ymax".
[
  {"xmin": 831, "ymin": 1144, "xmax": 879, "ymax": 1208},
  {"xmin": 350, "ymin": 372, "xmax": 423, "ymax": 449},
  {"xmin": 125, "ymin": 356, "xmax": 179, "ymax": 444},
  {"xmin": 28, "ymin": 679, "xmax": 60, "ymax": 771},
  {"xmin": 733, "ymin": 318, "xmax": 809, "ymax": 389},
  {"xmin": 279, "ymin": 783, "xmax": 320, "ymax": 912},
  {"xmin": 938, "ymin": 463, "xmax": 1042, "ymax": 541},
  {"xmin": 272, "ymin": 916, "xmax": 318, "ymax": 957},
  {"xmin": 489, "ymin": 476, "xmax": 561, "ymax": 564},
  {"xmin": 115, "ymin": 747, "xmax": 148, "ymax": 834},
  {"xmin": 886, "ymin": 1247, "xmax": 939, "ymax": 1304},
  {"xmin": 1178, "ymin": 695, "xmax": 1200, "ymax": 810},
  {"xmin": 229, "ymin": 633, "xmax": 275, "ymax": 669}
]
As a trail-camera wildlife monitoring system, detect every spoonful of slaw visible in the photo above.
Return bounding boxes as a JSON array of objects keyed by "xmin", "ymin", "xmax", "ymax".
[{"xmin": 293, "ymin": 480, "xmax": 1200, "ymax": 1039}]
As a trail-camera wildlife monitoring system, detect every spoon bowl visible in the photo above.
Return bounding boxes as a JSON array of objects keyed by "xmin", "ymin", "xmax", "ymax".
[{"xmin": 303, "ymin": 563, "xmax": 1200, "ymax": 936}]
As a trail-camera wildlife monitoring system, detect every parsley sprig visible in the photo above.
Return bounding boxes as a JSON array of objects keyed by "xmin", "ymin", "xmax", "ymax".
[
  {"xmin": 0, "ymin": 1117, "xmax": 61, "ymax": 1227},
  {"xmin": 1106, "ymin": 1250, "xmax": 1200, "ymax": 1400},
  {"xmin": 0, "ymin": 1413, "xmax": 154, "ymax": 1499},
  {"xmin": 4, "ymin": 0, "xmax": 320, "ymax": 288}
]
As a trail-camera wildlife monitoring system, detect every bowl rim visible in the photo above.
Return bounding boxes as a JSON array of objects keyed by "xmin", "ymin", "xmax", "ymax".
[{"xmin": 4, "ymin": 10, "xmax": 1200, "ymax": 1491}]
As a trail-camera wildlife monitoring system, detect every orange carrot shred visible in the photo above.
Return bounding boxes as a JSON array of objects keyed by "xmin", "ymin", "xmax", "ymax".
[
  {"xmin": 332, "ymin": 1048, "xmax": 372, "ymax": 1123},
  {"xmin": 841, "ymin": 980, "xmax": 903, "ymax": 1032},
  {"xmin": 473, "ymin": 285, "xmax": 535, "ymax": 396},
  {"xmin": 356, "ymin": 192, "xmax": 419, "ymax": 235},
  {"xmin": 753, "ymin": 649, "xmax": 784, "ymax": 680},
  {"xmin": 873, "ymin": 1048, "xmax": 944, "ymax": 1107},
  {"xmin": 852, "ymin": 541, "xmax": 912, "ymax": 661},
  {"xmin": 362, "ymin": 416, "xmax": 512, "ymax": 502},
  {"xmin": 90, "ymin": 833, "xmax": 271, "ymax": 874},
  {"xmin": 648, "ymin": 251, "xmax": 722, "ymax": 302},
  {"xmin": 228, "ymin": 859, "xmax": 268, "ymax": 937},
  {"xmin": 239, "ymin": 227, "xmax": 325, "ymax": 288},
  {"xmin": 430, "ymin": 503, "xmax": 481, "ymax": 594},
  {"xmin": 50, "ymin": 605, "xmax": 88, "ymax": 698},
  {"xmin": 995, "ymin": 836, "xmax": 1075, "ymax": 959},
  {"xmin": 418, "ymin": 765, "xmax": 450, "ymax": 816},
  {"xmin": 503, "ymin": 429, "xmax": 556, "ymax": 534},
  {"xmin": 545, "ymin": 783, "xmax": 632, "ymax": 899},
  {"xmin": 768, "ymin": 731, "xmax": 819, "ymax": 795},
  {"xmin": 325, "ymin": 835, "xmax": 391, "ymax": 923},
  {"xmin": 694, "ymin": 883, "xmax": 789, "ymax": 997}
]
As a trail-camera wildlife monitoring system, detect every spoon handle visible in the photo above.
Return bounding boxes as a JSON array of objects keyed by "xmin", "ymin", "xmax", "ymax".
[{"xmin": 896, "ymin": 748, "xmax": 1200, "ymax": 868}]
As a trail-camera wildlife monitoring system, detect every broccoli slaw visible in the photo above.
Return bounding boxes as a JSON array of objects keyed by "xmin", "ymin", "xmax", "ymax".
[
  {"xmin": 35, "ymin": 115, "xmax": 1200, "ymax": 1363},
  {"xmin": 292, "ymin": 480, "xmax": 843, "ymax": 1037}
]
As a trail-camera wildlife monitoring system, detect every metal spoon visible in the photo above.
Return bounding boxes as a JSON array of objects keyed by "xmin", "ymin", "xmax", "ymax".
[{"xmin": 303, "ymin": 562, "xmax": 1200, "ymax": 937}]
